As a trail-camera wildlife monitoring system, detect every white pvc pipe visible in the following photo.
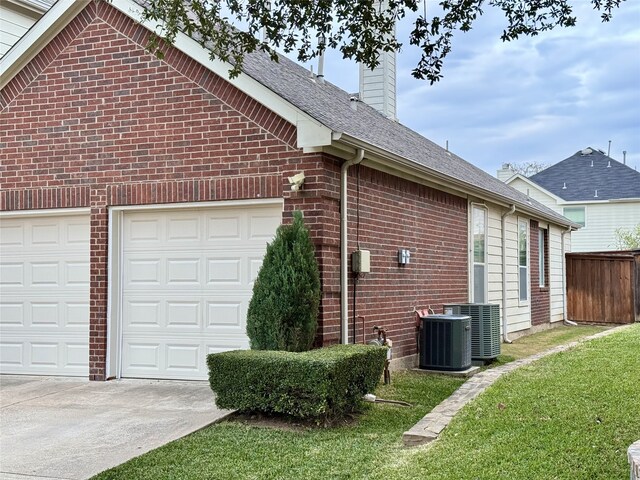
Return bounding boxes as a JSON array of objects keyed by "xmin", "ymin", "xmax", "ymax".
[
  {"xmin": 501, "ymin": 204, "xmax": 516, "ymax": 343},
  {"xmin": 340, "ymin": 149, "xmax": 364, "ymax": 344}
]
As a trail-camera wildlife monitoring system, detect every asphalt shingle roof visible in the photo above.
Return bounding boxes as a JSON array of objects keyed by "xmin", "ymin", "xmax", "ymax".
[
  {"xmin": 237, "ymin": 51, "xmax": 577, "ymax": 225},
  {"xmin": 529, "ymin": 149, "xmax": 640, "ymax": 201},
  {"xmin": 132, "ymin": 1, "xmax": 575, "ymax": 227}
]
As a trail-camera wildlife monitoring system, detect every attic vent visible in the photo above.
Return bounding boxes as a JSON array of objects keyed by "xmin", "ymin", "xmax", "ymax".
[
  {"xmin": 581, "ymin": 148, "xmax": 593, "ymax": 155},
  {"xmin": 349, "ymin": 95, "xmax": 359, "ymax": 111}
]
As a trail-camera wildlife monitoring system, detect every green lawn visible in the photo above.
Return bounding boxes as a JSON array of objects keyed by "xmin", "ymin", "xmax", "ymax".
[
  {"xmin": 93, "ymin": 324, "xmax": 639, "ymax": 480},
  {"xmin": 92, "ymin": 372, "xmax": 464, "ymax": 480},
  {"xmin": 500, "ymin": 324, "xmax": 609, "ymax": 360},
  {"xmin": 370, "ymin": 324, "xmax": 640, "ymax": 480}
]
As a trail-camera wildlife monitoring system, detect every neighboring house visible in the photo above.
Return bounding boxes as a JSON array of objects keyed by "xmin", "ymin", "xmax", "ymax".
[
  {"xmin": 0, "ymin": 0, "xmax": 53, "ymax": 58},
  {"xmin": 498, "ymin": 148, "xmax": 640, "ymax": 252},
  {"xmin": 0, "ymin": 0, "xmax": 578, "ymax": 381}
]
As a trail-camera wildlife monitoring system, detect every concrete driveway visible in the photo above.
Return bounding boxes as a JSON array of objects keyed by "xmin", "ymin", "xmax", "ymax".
[{"xmin": 0, "ymin": 375, "xmax": 230, "ymax": 480}]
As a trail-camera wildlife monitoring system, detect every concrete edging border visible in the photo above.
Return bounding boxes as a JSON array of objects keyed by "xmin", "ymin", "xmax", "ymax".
[
  {"xmin": 629, "ymin": 440, "xmax": 640, "ymax": 480},
  {"xmin": 402, "ymin": 324, "xmax": 634, "ymax": 447}
]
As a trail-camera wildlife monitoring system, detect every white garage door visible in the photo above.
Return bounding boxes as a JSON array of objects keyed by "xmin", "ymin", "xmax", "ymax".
[
  {"xmin": 121, "ymin": 204, "xmax": 281, "ymax": 380},
  {"xmin": 0, "ymin": 213, "xmax": 90, "ymax": 376}
]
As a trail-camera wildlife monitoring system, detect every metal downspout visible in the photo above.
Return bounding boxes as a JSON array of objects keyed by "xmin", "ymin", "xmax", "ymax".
[
  {"xmin": 341, "ymin": 149, "xmax": 365, "ymax": 344},
  {"xmin": 561, "ymin": 226, "xmax": 577, "ymax": 326},
  {"xmin": 501, "ymin": 204, "xmax": 516, "ymax": 343}
]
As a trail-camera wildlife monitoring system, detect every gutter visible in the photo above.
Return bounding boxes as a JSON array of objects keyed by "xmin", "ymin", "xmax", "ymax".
[
  {"xmin": 501, "ymin": 204, "xmax": 516, "ymax": 343},
  {"xmin": 340, "ymin": 148, "xmax": 365, "ymax": 344},
  {"xmin": 333, "ymin": 134, "xmax": 575, "ymax": 230},
  {"xmin": 561, "ymin": 226, "xmax": 577, "ymax": 326}
]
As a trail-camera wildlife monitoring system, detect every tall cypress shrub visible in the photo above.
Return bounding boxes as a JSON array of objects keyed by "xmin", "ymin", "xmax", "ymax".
[{"xmin": 246, "ymin": 211, "xmax": 321, "ymax": 351}]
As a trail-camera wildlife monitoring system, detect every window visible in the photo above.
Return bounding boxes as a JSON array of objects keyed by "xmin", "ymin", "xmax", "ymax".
[
  {"xmin": 539, "ymin": 228, "xmax": 546, "ymax": 287},
  {"xmin": 563, "ymin": 207, "xmax": 585, "ymax": 227},
  {"xmin": 518, "ymin": 219, "xmax": 528, "ymax": 302},
  {"xmin": 472, "ymin": 206, "xmax": 487, "ymax": 303}
]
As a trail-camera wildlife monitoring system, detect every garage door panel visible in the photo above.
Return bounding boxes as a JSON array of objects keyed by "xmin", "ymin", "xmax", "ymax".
[
  {"xmin": 124, "ymin": 342, "xmax": 160, "ymax": 372},
  {"xmin": 0, "ymin": 223, "xmax": 24, "ymax": 246},
  {"xmin": 166, "ymin": 258, "xmax": 200, "ymax": 284},
  {"xmin": 206, "ymin": 257, "xmax": 241, "ymax": 285},
  {"xmin": 0, "ymin": 302, "xmax": 24, "ymax": 325},
  {"xmin": 2, "ymin": 258, "xmax": 88, "ymax": 289},
  {"xmin": 1, "ymin": 298, "xmax": 89, "ymax": 329},
  {"xmin": 30, "ymin": 261, "xmax": 59, "ymax": 286},
  {"xmin": 125, "ymin": 300, "xmax": 162, "ymax": 327},
  {"xmin": 31, "ymin": 222, "xmax": 60, "ymax": 246},
  {"xmin": 0, "ymin": 342, "xmax": 23, "ymax": 367},
  {"xmin": 65, "ymin": 261, "xmax": 90, "ymax": 286},
  {"xmin": 166, "ymin": 344, "xmax": 200, "ymax": 373},
  {"xmin": 168, "ymin": 216, "xmax": 200, "ymax": 241},
  {"xmin": 0, "ymin": 214, "xmax": 90, "ymax": 376},
  {"xmin": 248, "ymin": 214, "xmax": 282, "ymax": 240},
  {"xmin": 206, "ymin": 300, "xmax": 243, "ymax": 329},
  {"xmin": 207, "ymin": 215, "xmax": 241, "ymax": 240},
  {"xmin": 166, "ymin": 301, "xmax": 200, "ymax": 327},
  {"xmin": 0, "ymin": 262, "xmax": 24, "ymax": 286},
  {"xmin": 65, "ymin": 343, "xmax": 89, "ymax": 367},
  {"xmin": 67, "ymin": 221, "xmax": 90, "ymax": 244},
  {"xmin": 65, "ymin": 302, "xmax": 90, "ymax": 326},
  {"xmin": 0, "ymin": 334, "xmax": 89, "ymax": 375},
  {"xmin": 121, "ymin": 204, "xmax": 280, "ymax": 380},
  {"xmin": 127, "ymin": 217, "xmax": 161, "ymax": 244}
]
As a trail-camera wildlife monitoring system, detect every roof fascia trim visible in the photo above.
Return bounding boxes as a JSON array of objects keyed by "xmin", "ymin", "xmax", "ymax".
[
  {"xmin": 560, "ymin": 198, "xmax": 640, "ymax": 205},
  {"xmin": 7, "ymin": 0, "xmax": 52, "ymax": 15},
  {"xmin": 0, "ymin": 0, "xmax": 90, "ymax": 90},
  {"xmin": 334, "ymin": 134, "xmax": 575, "ymax": 228},
  {"xmin": 0, "ymin": 0, "xmax": 333, "ymax": 149}
]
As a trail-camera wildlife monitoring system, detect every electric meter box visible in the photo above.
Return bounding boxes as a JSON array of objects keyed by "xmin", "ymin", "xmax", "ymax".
[{"xmin": 352, "ymin": 249, "xmax": 371, "ymax": 273}]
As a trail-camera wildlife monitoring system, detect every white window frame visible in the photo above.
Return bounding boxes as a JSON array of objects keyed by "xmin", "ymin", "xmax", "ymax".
[
  {"xmin": 518, "ymin": 218, "xmax": 529, "ymax": 304},
  {"xmin": 539, "ymin": 228, "xmax": 546, "ymax": 288},
  {"xmin": 469, "ymin": 203, "xmax": 488, "ymax": 303}
]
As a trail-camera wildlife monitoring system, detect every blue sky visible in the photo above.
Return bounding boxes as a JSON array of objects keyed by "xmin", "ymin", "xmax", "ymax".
[{"xmin": 297, "ymin": 1, "xmax": 640, "ymax": 176}]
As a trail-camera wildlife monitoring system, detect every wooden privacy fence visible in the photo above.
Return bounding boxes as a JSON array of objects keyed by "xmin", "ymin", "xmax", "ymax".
[{"xmin": 566, "ymin": 250, "xmax": 640, "ymax": 324}]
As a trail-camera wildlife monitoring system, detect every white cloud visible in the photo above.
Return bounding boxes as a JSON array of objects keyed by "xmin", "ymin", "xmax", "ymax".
[{"xmin": 291, "ymin": 1, "xmax": 640, "ymax": 174}]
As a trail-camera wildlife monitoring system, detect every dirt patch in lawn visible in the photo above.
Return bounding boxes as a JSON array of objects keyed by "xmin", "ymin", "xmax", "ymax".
[{"xmin": 224, "ymin": 411, "xmax": 361, "ymax": 431}]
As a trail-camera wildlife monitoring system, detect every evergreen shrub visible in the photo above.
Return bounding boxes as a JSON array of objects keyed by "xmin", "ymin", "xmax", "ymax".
[{"xmin": 246, "ymin": 210, "xmax": 320, "ymax": 351}]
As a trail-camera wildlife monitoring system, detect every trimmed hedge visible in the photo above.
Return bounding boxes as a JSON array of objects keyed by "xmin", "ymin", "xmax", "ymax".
[{"xmin": 207, "ymin": 344, "xmax": 387, "ymax": 420}]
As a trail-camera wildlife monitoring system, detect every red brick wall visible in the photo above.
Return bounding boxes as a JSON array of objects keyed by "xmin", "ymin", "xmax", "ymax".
[
  {"xmin": 0, "ymin": 1, "xmax": 470, "ymax": 376},
  {"xmin": 0, "ymin": 2, "xmax": 315, "ymax": 380},
  {"xmin": 314, "ymin": 162, "xmax": 469, "ymax": 357},
  {"xmin": 530, "ymin": 221, "xmax": 550, "ymax": 326}
]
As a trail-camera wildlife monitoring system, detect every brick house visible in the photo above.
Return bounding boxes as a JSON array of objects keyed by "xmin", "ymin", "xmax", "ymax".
[{"xmin": 0, "ymin": 0, "xmax": 578, "ymax": 381}]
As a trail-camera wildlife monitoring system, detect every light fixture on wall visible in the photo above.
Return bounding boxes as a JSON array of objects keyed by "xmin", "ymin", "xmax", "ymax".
[{"xmin": 288, "ymin": 172, "xmax": 305, "ymax": 191}]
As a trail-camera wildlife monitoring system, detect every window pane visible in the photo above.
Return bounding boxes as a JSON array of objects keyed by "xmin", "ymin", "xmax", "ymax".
[
  {"xmin": 474, "ymin": 264, "xmax": 485, "ymax": 303},
  {"xmin": 563, "ymin": 207, "xmax": 585, "ymax": 227},
  {"xmin": 519, "ymin": 266, "xmax": 528, "ymax": 301},
  {"xmin": 518, "ymin": 221, "xmax": 527, "ymax": 266},
  {"xmin": 473, "ymin": 208, "xmax": 485, "ymax": 263},
  {"xmin": 539, "ymin": 229, "xmax": 545, "ymax": 287}
]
